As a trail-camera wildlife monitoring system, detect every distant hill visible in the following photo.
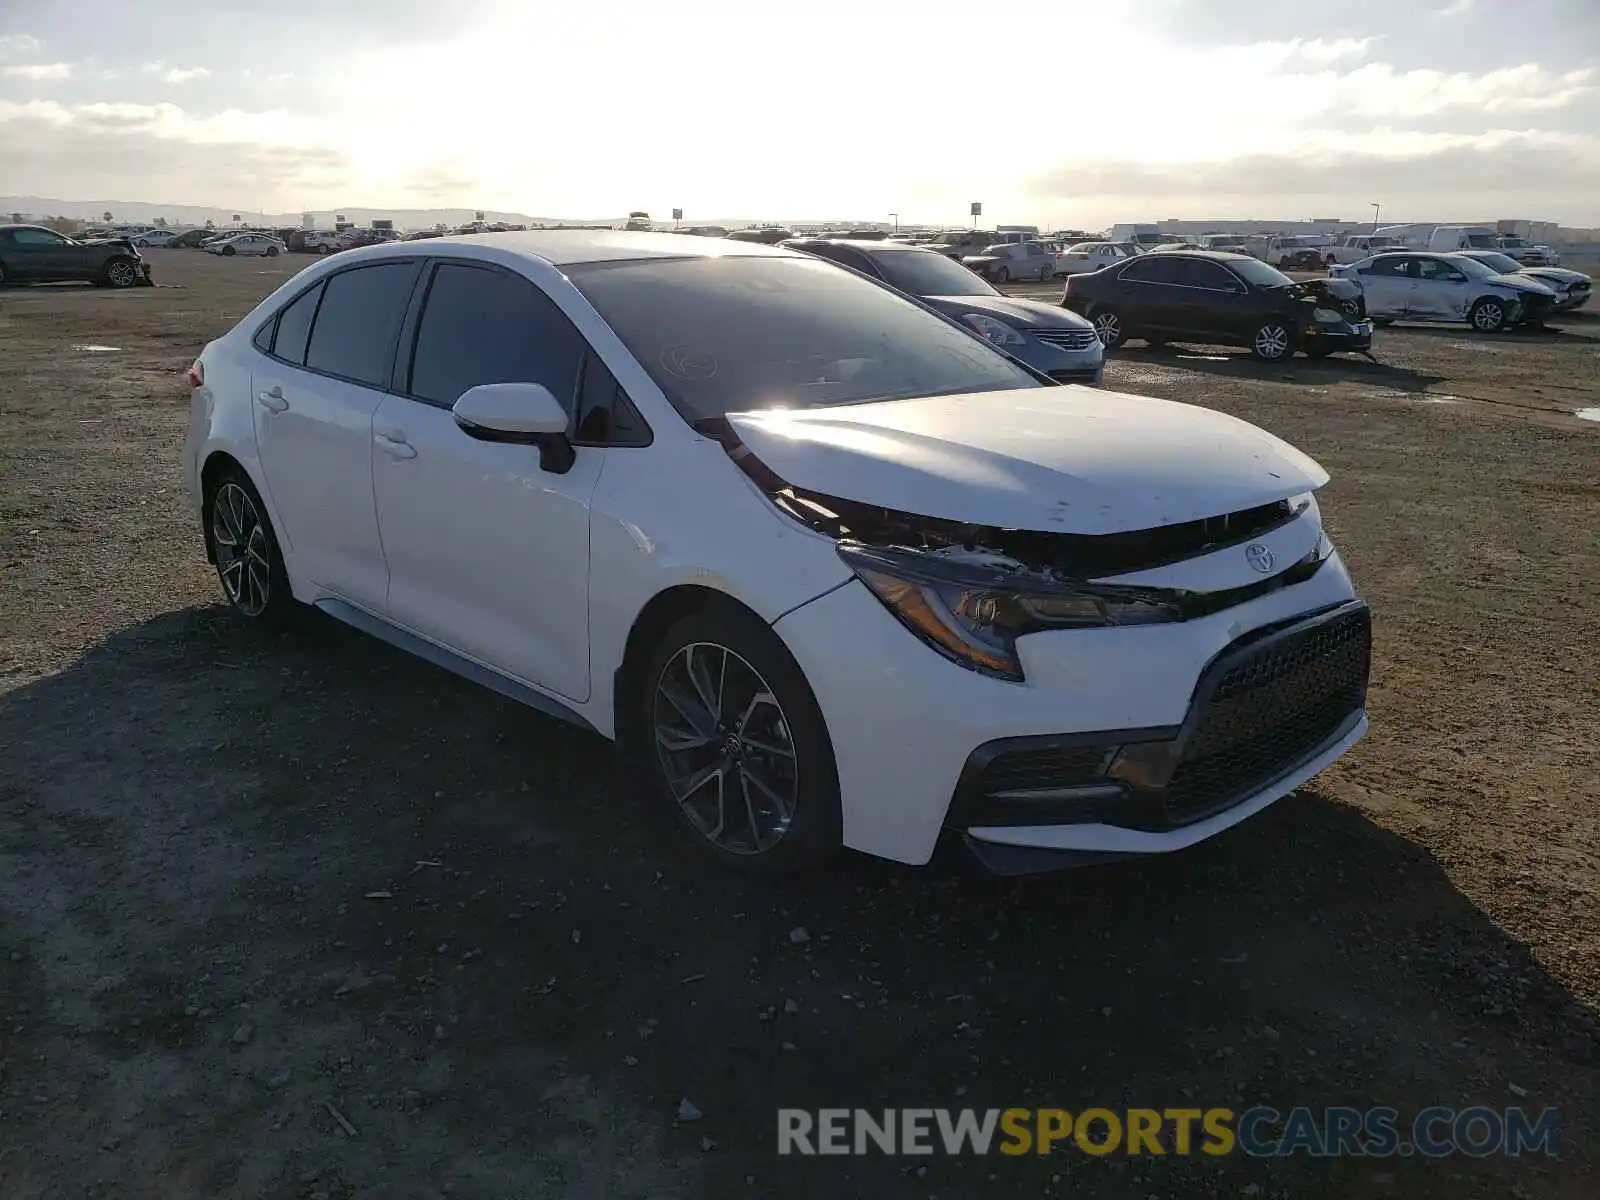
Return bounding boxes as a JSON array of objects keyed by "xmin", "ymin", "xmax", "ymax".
[{"xmin": 0, "ymin": 196, "xmax": 899, "ymax": 232}]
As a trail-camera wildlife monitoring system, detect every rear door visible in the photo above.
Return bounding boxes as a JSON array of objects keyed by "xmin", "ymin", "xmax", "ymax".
[
  {"xmin": 251, "ymin": 259, "xmax": 421, "ymax": 607},
  {"xmin": 1355, "ymin": 255, "xmax": 1413, "ymax": 317},
  {"xmin": 1113, "ymin": 254, "xmax": 1185, "ymax": 333},
  {"xmin": 370, "ymin": 260, "xmax": 603, "ymax": 701}
]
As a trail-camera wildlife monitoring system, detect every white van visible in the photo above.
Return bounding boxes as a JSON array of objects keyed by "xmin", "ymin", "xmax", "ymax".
[
  {"xmin": 1427, "ymin": 225, "xmax": 1498, "ymax": 252},
  {"xmin": 1108, "ymin": 223, "xmax": 1164, "ymax": 250}
]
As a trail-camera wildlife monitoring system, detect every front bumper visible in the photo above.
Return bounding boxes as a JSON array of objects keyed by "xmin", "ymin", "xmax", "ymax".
[
  {"xmin": 773, "ymin": 520, "xmax": 1366, "ymax": 867},
  {"xmin": 1300, "ymin": 319, "xmax": 1372, "ymax": 352},
  {"xmin": 1011, "ymin": 334, "xmax": 1104, "ymax": 385}
]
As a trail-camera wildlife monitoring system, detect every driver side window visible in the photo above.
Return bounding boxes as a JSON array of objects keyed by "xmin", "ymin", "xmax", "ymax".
[{"xmin": 11, "ymin": 228, "xmax": 68, "ymax": 247}]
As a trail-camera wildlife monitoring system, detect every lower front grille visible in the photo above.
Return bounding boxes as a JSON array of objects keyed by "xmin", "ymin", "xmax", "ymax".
[
  {"xmin": 1164, "ymin": 607, "xmax": 1371, "ymax": 823},
  {"xmin": 946, "ymin": 603, "xmax": 1371, "ymax": 836},
  {"xmin": 1048, "ymin": 368, "xmax": 1101, "ymax": 384}
]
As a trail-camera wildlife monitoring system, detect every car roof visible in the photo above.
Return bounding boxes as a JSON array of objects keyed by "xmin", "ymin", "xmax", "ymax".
[
  {"xmin": 0, "ymin": 224, "xmax": 63, "ymax": 233},
  {"xmin": 788, "ymin": 237, "xmax": 934, "ymax": 253},
  {"xmin": 1125, "ymin": 249, "xmax": 1258, "ymax": 262},
  {"xmin": 384, "ymin": 228, "xmax": 796, "ymax": 266}
]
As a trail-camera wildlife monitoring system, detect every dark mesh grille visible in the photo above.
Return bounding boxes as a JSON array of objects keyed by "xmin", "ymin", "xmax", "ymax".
[
  {"xmin": 1164, "ymin": 610, "xmax": 1371, "ymax": 823},
  {"xmin": 978, "ymin": 744, "xmax": 1111, "ymax": 795}
]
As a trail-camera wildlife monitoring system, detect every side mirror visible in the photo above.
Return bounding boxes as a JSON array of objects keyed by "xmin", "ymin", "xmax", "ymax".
[{"xmin": 452, "ymin": 382, "xmax": 575, "ymax": 473}]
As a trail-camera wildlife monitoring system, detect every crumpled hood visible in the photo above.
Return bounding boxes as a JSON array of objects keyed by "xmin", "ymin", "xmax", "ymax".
[
  {"xmin": 1519, "ymin": 267, "xmax": 1588, "ymax": 287},
  {"xmin": 725, "ymin": 387, "xmax": 1329, "ymax": 535},
  {"xmin": 1489, "ymin": 272, "xmax": 1558, "ymax": 296},
  {"xmin": 923, "ymin": 293, "xmax": 1094, "ymax": 330}
]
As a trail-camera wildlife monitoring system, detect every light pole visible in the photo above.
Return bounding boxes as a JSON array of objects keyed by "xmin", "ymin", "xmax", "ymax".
[
  {"xmin": 1370, "ymin": 202, "xmax": 1381, "ymax": 234},
  {"xmin": 889, "ymin": 212, "xmax": 898, "ymax": 234}
]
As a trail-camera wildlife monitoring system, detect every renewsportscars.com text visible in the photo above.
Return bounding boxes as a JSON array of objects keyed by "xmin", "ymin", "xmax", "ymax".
[{"xmin": 777, "ymin": 1106, "xmax": 1560, "ymax": 1158}]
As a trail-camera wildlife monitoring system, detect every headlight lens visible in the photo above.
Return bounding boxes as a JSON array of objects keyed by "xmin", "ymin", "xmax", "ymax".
[
  {"xmin": 1312, "ymin": 307, "xmax": 1345, "ymax": 323},
  {"xmin": 960, "ymin": 313, "xmax": 1026, "ymax": 346},
  {"xmin": 838, "ymin": 543, "xmax": 1184, "ymax": 682}
]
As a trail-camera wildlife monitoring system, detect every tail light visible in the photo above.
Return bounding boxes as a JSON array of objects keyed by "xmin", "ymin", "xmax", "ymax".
[{"xmin": 185, "ymin": 360, "xmax": 204, "ymax": 389}]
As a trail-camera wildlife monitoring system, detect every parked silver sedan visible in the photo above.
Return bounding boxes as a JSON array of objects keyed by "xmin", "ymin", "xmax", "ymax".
[
  {"xmin": 205, "ymin": 232, "xmax": 286, "ymax": 258},
  {"xmin": 960, "ymin": 241, "xmax": 1055, "ymax": 283}
]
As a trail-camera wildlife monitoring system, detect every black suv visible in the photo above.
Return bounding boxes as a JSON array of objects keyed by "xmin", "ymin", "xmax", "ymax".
[
  {"xmin": 0, "ymin": 225, "xmax": 151, "ymax": 288},
  {"xmin": 1062, "ymin": 250, "xmax": 1371, "ymax": 362}
]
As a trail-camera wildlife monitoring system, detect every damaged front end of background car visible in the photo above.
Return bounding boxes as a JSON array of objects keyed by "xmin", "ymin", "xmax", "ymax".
[{"xmin": 697, "ymin": 418, "xmax": 1330, "ymax": 683}]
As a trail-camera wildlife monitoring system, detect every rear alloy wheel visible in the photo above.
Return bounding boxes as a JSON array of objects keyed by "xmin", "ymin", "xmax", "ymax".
[
  {"xmin": 207, "ymin": 469, "xmax": 294, "ymax": 623},
  {"xmin": 1251, "ymin": 321, "xmax": 1292, "ymax": 361},
  {"xmin": 266, "ymin": 245, "xmax": 280, "ymax": 257},
  {"xmin": 1470, "ymin": 297, "xmax": 1507, "ymax": 333},
  {"xmin": 1091, "ymin": 309, "xmax": 1126, "ymax": 349},
  {"xmin": 639, "ymin": 607, "xmax": 840, "ymax": 872},
  {"xmin": 222, "ymin": 244, "xmax": 236, "ymax": 257},
  {"xmin": 104, "ymin": 257, "xmax": 140, "ymax": 288},
  {"xmin": 994, "ymin": 266, "xmax": 1010, "ymax": 283}
]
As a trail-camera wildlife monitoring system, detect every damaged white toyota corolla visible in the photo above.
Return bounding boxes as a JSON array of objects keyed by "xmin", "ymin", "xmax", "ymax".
[{"xmin": 183, "ymin": 231, "xmax": 1370, "ymax": 874}]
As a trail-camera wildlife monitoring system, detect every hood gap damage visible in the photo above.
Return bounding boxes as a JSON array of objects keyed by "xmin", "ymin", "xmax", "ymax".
[{"xmin": 697, "ymin": 417, "xmax": 1311, "ymax": 583}]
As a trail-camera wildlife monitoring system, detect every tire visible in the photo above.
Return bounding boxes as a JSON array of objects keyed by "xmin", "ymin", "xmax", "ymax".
[
  {"xmin": 204, "ymin": 465, "xmax": 296, "ymax": 624},
  {"xmin": 103, "ymin": 257, "xmax": 140, "ymax": 288},
  {"xmin": 318, "ymin": 244, "xmax": 332, "ymax": 255},
  {"xmin": 1091, "ymin": 308, "xmax": 1127, "ymax": 349},
  {"xmin": 1250, "ymin": 320, "xmax": 1293, "ymax": 362},
  {"xmin": 267, "ymin": 245, "xmax": 280, "ymax": 257},
  {"xmin": 1469, "ymin": 297, "xmax": 1507, "ymax": 333},
  {"xmin": 222, "ymin": 244, "xmax": 236, "ymax": 257},
  {"xmin": 633, "ymin": 603, "xmax": 841, "ymax": 873},
  {"xmin": 994, "ymin": 266, "xmax": 1010, "ymax": 283}
]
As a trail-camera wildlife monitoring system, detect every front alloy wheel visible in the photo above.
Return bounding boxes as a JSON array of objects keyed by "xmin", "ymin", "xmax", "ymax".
[
  {"xmin": 653, "ymin": 643, "xmax": 798, "ymax": 857},
  {"xmin": 1252, "ymin": 322, "xmax": 1291, "ymax": 361},
  {"xmin": 106, "ymin": 259, "xmax": 139, "ymax": 288},
  {"xmin": 1471, "ymin": 298, "xmax": 1507, "ymax": 333}
]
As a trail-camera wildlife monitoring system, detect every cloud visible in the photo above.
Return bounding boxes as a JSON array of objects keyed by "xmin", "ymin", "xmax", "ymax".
[
  {"xmin": 1026, "ymin": 131, "xmax": 1600, "ymax": 217},
  {"xmin": 163, "ymin": 66, "xmax": 211, "ymax": 83},
  {"xmin": 1339, "ymin": 63, "xmax": 1595, "ymax": 116},
  {"xmin": 0, "ymin": 33, "xmax": 42, "ymax": 62},
  {"xmin": 1281, "ymin": 37, "xmax": 1375, "ymax": 63},
  {"xmin": 0, "ymin": 99, "xmax": 348, "ymax": 207},
  {"xmin": 2, "ymin": 62, "xmax": 73, "ymax": 80}
]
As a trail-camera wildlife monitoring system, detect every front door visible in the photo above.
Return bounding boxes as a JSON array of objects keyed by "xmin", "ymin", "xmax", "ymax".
[
  {"xmin": 371, "ymin": 260, "xmax": 601, "ymax": 702},
  {"xmin": 3, "ymin": 227, "xmax": 78, "ymax": 280},
  {"xmin": 1411, "ymin": 257, "xmax": 1471, "ymax": 320},
  {"xmin": 251, "ymin": 259, "xmax": 420, "ymax": 608}
]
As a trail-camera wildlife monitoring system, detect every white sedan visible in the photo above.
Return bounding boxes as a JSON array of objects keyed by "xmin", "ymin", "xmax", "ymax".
[
  {"xmin": 130, "ymin": 229, "xmax": 180, "ymax": 248},
  {"xmin": 1331, "ymin": 251, "xmax": 1558, "ymax": 332},
  {"xmin": 1055, "ymin": 241, "xmax": 1134, "ymax": 276},
  {"xmin": 181, "ymin": 231, "xmax": 1370, "ymax": 875},
  {"xmin": 205, "ymin": 233, "xmax": 286, "ymax": 258}
]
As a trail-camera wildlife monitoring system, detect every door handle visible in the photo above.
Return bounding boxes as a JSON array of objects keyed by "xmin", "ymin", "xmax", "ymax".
[
  {"xmin": 255, "ymin": 386, "xmax": 288, "ymax": 413},
  {"xmin": 374, "ymin": 432, "xmax": 417, "ymax": 460}
]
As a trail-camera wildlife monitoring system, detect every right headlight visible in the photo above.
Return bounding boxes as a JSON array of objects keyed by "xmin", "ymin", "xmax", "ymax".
[
  {"xmin": 960, "ymin": 313, "xmax": 1026, "ymax": 346},
  {"xmin": 837, "ymin": 543, "xmax": 1185, "ymax": 682}
]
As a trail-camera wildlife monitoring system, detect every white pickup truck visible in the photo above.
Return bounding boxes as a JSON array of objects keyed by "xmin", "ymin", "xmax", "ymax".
[{"xmin": 1324, "ymin": 234, "xmax": 1402, "ymax": 266}]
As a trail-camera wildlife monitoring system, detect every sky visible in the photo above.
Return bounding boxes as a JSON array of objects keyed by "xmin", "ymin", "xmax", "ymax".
[{"xmin": 1, "ymin": 0, "xmax": 1598, "ymax": 228}]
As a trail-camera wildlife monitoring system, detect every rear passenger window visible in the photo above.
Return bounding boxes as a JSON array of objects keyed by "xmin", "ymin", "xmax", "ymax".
[
  {"xmin": 270, "ymin": 282, "xmax": 323, "ymax": 365},
  {"xmin": 408, "ymin": 263, "xmax": 584, "ymax": 410},
  {"xmin": 304, "ymin": 263, "xmax": 416, "ymax": 386}
]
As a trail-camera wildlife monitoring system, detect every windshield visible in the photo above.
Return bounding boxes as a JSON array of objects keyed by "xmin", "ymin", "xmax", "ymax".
[
  {"xmin": 1500, "ymin": 236, "xmax": 1526, "ymax": 247},
  {"xmin": 1449, "ymin": 256, "xmax": 1497, "ymax": 279},
  {"xmin": 1468, "ymin": 251, "xmax": 1522, "ymax": 274},
  {"xmin": 1464, "ymin": 233, "xmax": 1496, "ymax": 248},
  {"xmin": 1227, "ymin": 257, "xmax": 1295, "ymax": 288},
  {"xmin": 568, "ymin": 255, "xmax": 1039, "ymax": 424},
  {"xmin": 868, "ymin": 248, "xmax": 998, "ymax": 297}
]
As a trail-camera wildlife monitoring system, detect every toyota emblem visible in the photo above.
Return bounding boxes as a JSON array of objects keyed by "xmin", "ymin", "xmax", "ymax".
[{"xmin": 1245, "ymin": 543, "xmax": 1275, "ymax": 574}]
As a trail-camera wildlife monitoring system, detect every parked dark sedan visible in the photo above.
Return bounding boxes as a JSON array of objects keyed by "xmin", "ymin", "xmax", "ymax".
[
  {"xmin": 1061, "ymin": 250, "xmax": 1372, "ymax": 362},
  {"xmin": 0, "ymin": 224, "xmax": 151, "ymax": 288},
  {"xmin": 784, "ymin": 237, "xmax": 1103, "ymax": 383},
  {"xmin": 171, "ymin": 228, "xmax": 218, "ymax": 248}
]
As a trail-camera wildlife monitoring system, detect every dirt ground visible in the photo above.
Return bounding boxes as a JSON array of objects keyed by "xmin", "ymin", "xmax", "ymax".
[{"xmin": 1, "ymin": 248, "xmax": 1597, "ymax": 1199}]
